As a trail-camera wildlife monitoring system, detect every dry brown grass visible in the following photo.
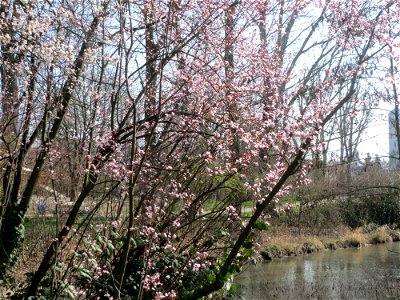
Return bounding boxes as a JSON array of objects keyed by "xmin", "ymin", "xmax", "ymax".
[
  {"xmin": 259, "ymin": 225, "xmax": 399, "ymax": 260},
  {"xmin": 369, "ymin": 226, "xmax": 392, "ymax": 244}
]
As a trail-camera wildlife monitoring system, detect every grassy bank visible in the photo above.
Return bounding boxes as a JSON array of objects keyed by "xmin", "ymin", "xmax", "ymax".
[
  {"xmin": 259, "ymin": 224, "xmax": 400, "ymax": 261},
  {"xmin": 16, "ymin": 216, "xmax": 108, "ymax": 278}
]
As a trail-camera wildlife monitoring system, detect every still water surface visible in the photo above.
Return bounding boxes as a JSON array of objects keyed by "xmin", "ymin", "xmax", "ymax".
[{"xmin": 235, "ymin": 242, "xmax": 400, "ymax": 299}]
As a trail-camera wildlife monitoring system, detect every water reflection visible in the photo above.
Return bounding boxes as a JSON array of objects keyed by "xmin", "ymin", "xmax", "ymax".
[{"xmin": 235, "ymin": 243, "xmax": 400, "ymax": 299}]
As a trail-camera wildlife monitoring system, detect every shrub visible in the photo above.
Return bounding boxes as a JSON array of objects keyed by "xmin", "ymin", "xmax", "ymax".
[
  {"xmin": 260, "ymin": 245, "xmax": 283, "ymax": 260},
  {"xmin": 363, "ymin": 222, "xmax": 379, "ymax": 233},
  {"xmin": 388, "ymin": 229, "xmax": 400, "ymax": 241},
  {"xmin": 369, "ymin": 227, "xmax": 392, "ymax": 244},
  {"xmin": 343, "ymin": 232, "xmax": 367, "ymax": 247},
  {"xmin": 302, "ymin": 239, "xmax": 324, "ymax": 254},
  {"xmin": 341, "ymin": 191, "xmax": 400, "ymax": 228}
]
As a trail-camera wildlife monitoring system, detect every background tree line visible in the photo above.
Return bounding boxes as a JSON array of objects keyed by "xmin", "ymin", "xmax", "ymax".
[{"xmin": 0, "ymin": 0, "xmax": 399, "ymax": 299}]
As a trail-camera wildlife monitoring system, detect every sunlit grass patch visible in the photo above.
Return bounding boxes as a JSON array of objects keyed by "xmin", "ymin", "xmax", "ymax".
[
  {"xmin": 369, "ymin": 226, "xmax": 392, "ymax": 244},
  {"xmin": 259, "ymin": 225, "xmax": 400, "ymax": 261}
]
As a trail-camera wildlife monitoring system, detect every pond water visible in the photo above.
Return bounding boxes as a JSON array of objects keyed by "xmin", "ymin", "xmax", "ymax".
[{"xmin": 235, "ymin": 242, "xmax": 400, "ymax": 299}]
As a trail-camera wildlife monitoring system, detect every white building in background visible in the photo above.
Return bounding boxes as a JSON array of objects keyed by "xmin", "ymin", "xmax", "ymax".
[{"xmin": 389, "ymin": 109, "xmax": 400, "ymax": 168}]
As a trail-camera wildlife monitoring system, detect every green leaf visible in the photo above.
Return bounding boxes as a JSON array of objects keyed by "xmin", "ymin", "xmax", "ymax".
[
  {"xmin": 243, "ymin": 241, "xmax": 253, "ymax": 249},
  {"xmin": 252, "ymin": 220, "xmax": 271, "ymax": 231},
  {"xmin": 79, "ymin": 268, "xmax": 92, "ymax": 281},
  {"xmin": 229, "ymin": 282, "xmax": 237, "ymax": 294},
  {"xmin": 242, "ymin": 248, "xmax": 253, "ymax": 257}
]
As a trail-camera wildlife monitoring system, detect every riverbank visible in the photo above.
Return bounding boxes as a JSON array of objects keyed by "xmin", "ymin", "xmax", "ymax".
[
  {"xmin": 259, "ymin": 224, "xmax": 400, "ymax": 261},
  {"xmin": 236, "ymin": 240, "xmax": 400, "ymax": 299}
]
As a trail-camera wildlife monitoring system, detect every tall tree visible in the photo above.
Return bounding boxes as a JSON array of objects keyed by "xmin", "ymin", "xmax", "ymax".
[{"xmin": 0, "ymin": 1, "xmax": 398, "ymax": 299}]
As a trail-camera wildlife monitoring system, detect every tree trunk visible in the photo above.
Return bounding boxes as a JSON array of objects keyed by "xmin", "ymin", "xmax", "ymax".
[{"xmin": 0, "ymin": 7, "xmax": 103, "ymax": 282}]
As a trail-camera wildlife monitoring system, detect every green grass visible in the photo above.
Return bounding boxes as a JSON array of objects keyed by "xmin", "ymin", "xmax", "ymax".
[
  {"xmin": 24, "ymin": 216, "xmax": 108, "ymax": 234},
  {"xmin": 24, "ymin": 216, "xmax": 58, "ymax": 230}
]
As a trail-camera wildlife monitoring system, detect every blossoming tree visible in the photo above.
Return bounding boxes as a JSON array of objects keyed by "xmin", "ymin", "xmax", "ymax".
[{"xmin": 0, "ymin": 0, "xmax": 399, "ymax": 298}]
